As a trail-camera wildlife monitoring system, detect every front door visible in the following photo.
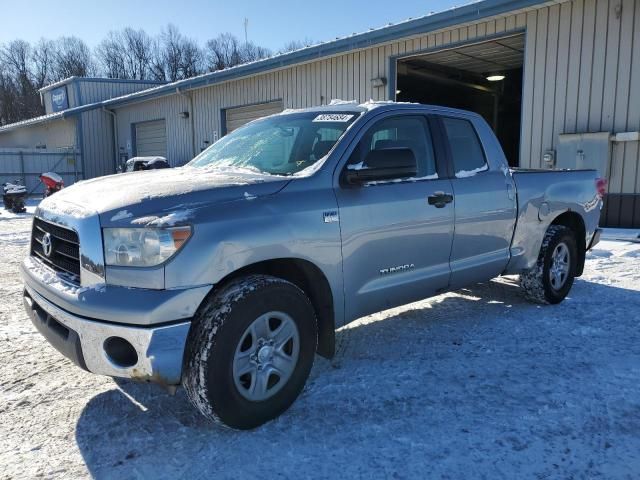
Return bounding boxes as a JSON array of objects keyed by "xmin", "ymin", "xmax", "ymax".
[{"xmin": 334, "ymin": 113, "xmax": 454, "ymax": 322}]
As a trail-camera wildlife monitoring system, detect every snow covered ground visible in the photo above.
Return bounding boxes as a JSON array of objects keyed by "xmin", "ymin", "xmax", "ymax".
[{"xmin": 1, "ymin": 207, "xmax": 639, "ymax": 479}]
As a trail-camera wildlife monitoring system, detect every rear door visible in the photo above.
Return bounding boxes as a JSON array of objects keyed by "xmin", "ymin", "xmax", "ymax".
[
  {"xmin": 334, "ymin": 111, "xmax": 454, "ymax": 321},
  {"xmin": 436, "ymin": 114, "xmax": 517, "ymax": 288}
]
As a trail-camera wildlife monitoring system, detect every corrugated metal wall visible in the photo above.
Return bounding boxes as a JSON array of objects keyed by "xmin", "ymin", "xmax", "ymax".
[
  {"xmin": 109, "ymin": 0, "xmax": 640, "ymax": 204},
  {"xmin": 112, "ymin": 8, "xmax": 532, "ymax": 166},
  {"xmin": 77, "ymin": 80, "xmax": 166, "ymax": 177},
  {"xmin": 114, "ymin": 95, "xmax": 193, "ymax": 166},
  {"xmin": 188, "ymin": 9, "xmax": 529, "ymax": 152},
  {"xmin": 80, "ymin": 109, "xmax": 115, "ymax": 179},
  {"xmin": 78, "ymin": 80, "xmax": 162, "ymax": 105},
  {"xmin": 520, "ymin": 0, "xmax": 640, "ymax": 226},
  {"xmin": 0, "ymin": 117, "xmax": 76, "ymax": 149}
]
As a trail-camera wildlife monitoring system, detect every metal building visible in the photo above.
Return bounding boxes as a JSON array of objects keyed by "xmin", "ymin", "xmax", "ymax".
[
  {"xmin": 0, "ymin": 77, "xmax": 163, "ymax": 193},
  {"xmin": 1, "ymin": 0, "xmax": 639, "ymax": 227}
]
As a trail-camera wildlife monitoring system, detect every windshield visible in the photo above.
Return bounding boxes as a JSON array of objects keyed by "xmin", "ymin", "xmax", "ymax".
[{"xmin": 188, "ymin": 111, "xmax": 358, "ymax": 175}]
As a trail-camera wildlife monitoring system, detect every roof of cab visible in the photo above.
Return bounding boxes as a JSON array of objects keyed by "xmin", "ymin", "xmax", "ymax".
[{"xmin": 278, "ymin": 100, "xmax": 485, "ymax": 118}]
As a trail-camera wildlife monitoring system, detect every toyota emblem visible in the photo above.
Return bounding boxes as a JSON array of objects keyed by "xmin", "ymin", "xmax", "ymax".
[{"xmin": 42, "ymin": 232, "xmax": 53, "ymax": 257}]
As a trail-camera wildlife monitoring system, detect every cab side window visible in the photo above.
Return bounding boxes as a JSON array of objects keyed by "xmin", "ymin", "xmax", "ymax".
[
  {"xmin": 441, "ymin": 117, "xmax": 487, "ymax": 177},
  {"xmin": 348, "ymin": 116, "xmax": 437, "ymax": 178}
]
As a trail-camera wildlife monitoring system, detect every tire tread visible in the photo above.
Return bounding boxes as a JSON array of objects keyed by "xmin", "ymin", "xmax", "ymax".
[{"xmin": 182, "ymin": 274, "xmax": 315, "ymax": 428}]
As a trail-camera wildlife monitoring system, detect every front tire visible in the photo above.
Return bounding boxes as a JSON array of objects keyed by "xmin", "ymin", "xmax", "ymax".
[
  {"xmin": 520, "ymin": 225, "xmax": 578, "ymax": 304},
  {"xmin": 182, "ymin": 275, "xmax": 317, "ymax": 429}
]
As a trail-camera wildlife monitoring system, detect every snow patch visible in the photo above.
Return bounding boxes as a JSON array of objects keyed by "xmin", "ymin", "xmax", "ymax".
[
  {"xmin": 364, "ymin": 173, "xmax": 439, "ymax": 186},
  {"xmin": 40, "ymin": 199, "xmax": 93, "ymax": 218},
  {"xmin": 3, "ymin": 210, "xmax": 640, "ymax": 478},
  {"xmin": 41, "ymin": 171, "xmax": 63, "ymax": 183},
  {"xmin": 622, "ymin": 248, "xmax": 640, "ymax": 258},
  {"xmin": 455, "ymin": 165, "xmax": 489, "ymax": 178},
  {"xmin": 110, "ymin": 210, "xmax": 133, "ymax": 222},
  {"xmin": 145, "ymin": 209, "xmax": 194, "ymax": 227},
  {"xmin": 347, "ymin": 161, "xmax": 367, "ymax": 171},
  {"xmin": 587, "ymin": 249, "xmax": 613, "ymax": 259},
  {"xmin": 131, "ymin": 215, "xmax": 159, "ymax": 226},
  {"xmin": 329, "ymin": 99, "xmax": 359, "ymax": 106},
  {"xmin": 23, "ymin": 256, "xmax": 84, "ymax": 294}
]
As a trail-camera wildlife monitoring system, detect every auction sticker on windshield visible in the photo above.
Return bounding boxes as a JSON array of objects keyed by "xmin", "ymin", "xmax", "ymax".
[{"xmin": 313, "ymin": 114, "xmax": 354, "ymax": 122}]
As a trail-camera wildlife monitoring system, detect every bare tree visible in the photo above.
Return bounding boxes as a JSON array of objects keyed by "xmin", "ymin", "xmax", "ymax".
[
  {"xmin": 205, "ymin": 33, "xmax": 241, "ymax": 71},
  {"xmin": 0, "ymin": 40, "xmax": 42, "ymax": 120},
  {"xmin": 0, "ymin": 73, "xmax": 21, "ymax": 125},
  {"xmin": 0, "ymin": 40, "xmax": 30, "ymax": 78},
  {"xmin": 123, "ymin": 28, "xmax": 154, "ymax": 79},
  {"xmin": 96, "ymin": 32, "xmax": 127, "ymax": 79},
  {"xmin": 149, "ymin": 38, "xmax": 168, "ymax": 81},
  {"xmin": 152, "ymin": 24, "xmax": 204, "ymax": 81},
  {"xmin": 52, "ymin": 37, "xmax": 94, "ymax": 79},
  {"xmin": 96, "ymin": 28, "xmax": 154, "ymax": 79},
  {"xmin": 278, "ymin": 38, "xmax": 315, "ymax": 54},
  {"xmin": 239, "ymin": 42, "xmax": 271, "ymax": 63},
  {"xmin": 0, "ymin": 26, "xmax": 279, "ymax": 123},
  {"xmin": 204, "ymin": 33, "xmax": 270, "ymax": 72},
  {"xmin": 32, "ymin": 39, "xmax": 55, "ymax": 88},
  {"xmin": 179, "ymin": 37, "xmax": 203, "ymax": 79},
  {"xmin": 161, "ymin": 24, "xmax": 185, "ymax": 81}
]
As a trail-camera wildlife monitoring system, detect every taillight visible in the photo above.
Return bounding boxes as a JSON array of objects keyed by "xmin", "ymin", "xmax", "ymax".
[{"xmin": 596, "ymin": 178, "xmax": 608, "ymax": 199}]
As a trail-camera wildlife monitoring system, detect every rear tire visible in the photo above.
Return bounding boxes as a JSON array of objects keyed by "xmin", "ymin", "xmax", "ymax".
[
  {"xmin": 182, "ymin": 275, "xmax": 317, "ymax": 429},
  {"xmin": 520, "ymin": 225, "xmax": 577, "ymax": 304}
]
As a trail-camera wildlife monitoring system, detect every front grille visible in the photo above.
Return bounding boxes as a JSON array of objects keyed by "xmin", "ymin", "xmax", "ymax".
[{"xmin": 31, "ymin": 218, "xmax": 81, "ymax": 280}]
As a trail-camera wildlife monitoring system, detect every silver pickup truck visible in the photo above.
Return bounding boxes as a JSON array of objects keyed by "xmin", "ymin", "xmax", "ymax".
[{"xmin": 21, "ymin": 102, "xmax": 604, "ymax": 429}]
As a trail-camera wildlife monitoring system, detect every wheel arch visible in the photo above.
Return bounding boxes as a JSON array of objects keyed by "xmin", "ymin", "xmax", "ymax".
[
  {"xmin": 549, "ymin": 211, "xmax": 586, "ymax": 276},
  {"xmin": 212, "ymin": 258, "xmax": 336, "ymax": 359}
]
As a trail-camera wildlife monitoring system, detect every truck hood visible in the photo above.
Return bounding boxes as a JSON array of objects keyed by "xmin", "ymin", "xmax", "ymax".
[{"xmin": 40, "ymin": 166, "xmax": 289, "ymax": 224}]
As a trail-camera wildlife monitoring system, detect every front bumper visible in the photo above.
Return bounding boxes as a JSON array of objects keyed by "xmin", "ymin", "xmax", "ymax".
[
  {"xmin": 24, "ymin": 284, "xmax": 191, "ymax": 385},
  {"xmin": 21, "ymin": 256, "xmax": 212, "ymax": 385}
]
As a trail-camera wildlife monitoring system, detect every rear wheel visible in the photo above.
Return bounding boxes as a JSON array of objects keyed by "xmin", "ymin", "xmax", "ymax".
[
  {"xmin": 520, "ymin": 225, "xmax": 578, "ymax": 304},
  {"xmin": 182, "ymin": 275, "xmax": 317, "ymax": 429}
]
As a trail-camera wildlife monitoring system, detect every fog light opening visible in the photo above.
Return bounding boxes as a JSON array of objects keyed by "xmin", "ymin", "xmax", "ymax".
[{"xmin": 104, "ymin": 336, "xmax": 138, "ymax": 368}]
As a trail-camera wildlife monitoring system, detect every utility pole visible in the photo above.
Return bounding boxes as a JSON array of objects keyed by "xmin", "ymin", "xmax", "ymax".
[{"xmin": 244, "ymin": 17, "xmax": 249, "ymax": 44}]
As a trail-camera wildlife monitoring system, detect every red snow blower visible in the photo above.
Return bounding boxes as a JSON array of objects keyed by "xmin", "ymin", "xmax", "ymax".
[{"xmin": 40, "ymin": 172, "xmax": 64, "ymax": 197}]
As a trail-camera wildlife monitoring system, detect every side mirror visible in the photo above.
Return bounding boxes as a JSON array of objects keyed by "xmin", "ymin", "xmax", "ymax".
[{"xmin": 344, "ymin": 147, "xmax": 417, "ymax": 185}]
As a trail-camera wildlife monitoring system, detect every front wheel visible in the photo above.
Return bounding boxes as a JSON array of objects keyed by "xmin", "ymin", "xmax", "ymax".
[
  {"xmin": 520, "ymin": 225, "xmax": 578, "ymax": 304},
  {"xmin": 182, "ymin": 275, "xmax": 317, "ymax": 429}
]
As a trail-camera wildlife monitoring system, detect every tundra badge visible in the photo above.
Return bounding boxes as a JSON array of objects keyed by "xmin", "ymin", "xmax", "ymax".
[{"xmin": 380, "ymin": 263, "xmax": 415, "ymax": 275}]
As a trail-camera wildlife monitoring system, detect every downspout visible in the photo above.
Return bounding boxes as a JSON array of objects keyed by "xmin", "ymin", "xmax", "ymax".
[
  {"xmin": 176, "ymin": 87, "xmax": 197, "ymax": 159},
  {"xmin": 103, "ymin": 108, "xmax": 119, "ymax": 173},
  {"xmin": 73, "ymin": 81, "xmax": 86, "ymax": 180}
]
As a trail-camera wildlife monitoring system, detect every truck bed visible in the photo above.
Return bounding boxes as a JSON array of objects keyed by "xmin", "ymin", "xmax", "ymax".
[{"xmin": 505, "ymin": 168, "xmax": 601, "ymax": 273}]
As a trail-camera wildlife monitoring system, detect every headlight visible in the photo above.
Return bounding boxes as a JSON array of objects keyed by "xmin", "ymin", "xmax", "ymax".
[{"xmin": 103, "ymin": 227, "xmax": 191, "ymax": 267}]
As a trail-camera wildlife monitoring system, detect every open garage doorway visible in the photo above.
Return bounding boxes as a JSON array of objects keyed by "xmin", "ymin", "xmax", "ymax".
[{"xmin": 395, "ymin": 33, "xmax": 524, "ymax": 167}]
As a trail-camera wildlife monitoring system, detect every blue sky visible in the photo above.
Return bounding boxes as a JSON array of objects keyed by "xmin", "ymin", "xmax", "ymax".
[{"xmin": 1, "ymin": 0, "xmax": 463, "ymax": 50}]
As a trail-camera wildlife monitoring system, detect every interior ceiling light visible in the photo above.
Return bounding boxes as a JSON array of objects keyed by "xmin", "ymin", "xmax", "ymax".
[{"xmin": 486, "ymin": 74, "xmax": 506, "ymax": 82}]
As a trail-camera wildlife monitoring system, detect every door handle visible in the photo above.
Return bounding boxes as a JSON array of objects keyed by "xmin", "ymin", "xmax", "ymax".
[{"xmin": 427, "ymin": 191, "xmax": 454, "ymax": 208}]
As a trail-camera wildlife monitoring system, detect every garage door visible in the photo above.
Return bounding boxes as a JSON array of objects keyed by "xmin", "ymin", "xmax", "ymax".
[
  {"xmin": 135, "ymin": 119, "xmax": 167, "ymax": 158},
  {"xmin": 225, "ymin": 101, "xmax": 283, "ymax": 133}
]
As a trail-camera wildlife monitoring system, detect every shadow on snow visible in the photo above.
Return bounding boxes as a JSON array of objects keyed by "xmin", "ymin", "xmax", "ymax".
[{"xmin": 75, "ymin": 277, "xmax": 640, "ymax": 479}]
